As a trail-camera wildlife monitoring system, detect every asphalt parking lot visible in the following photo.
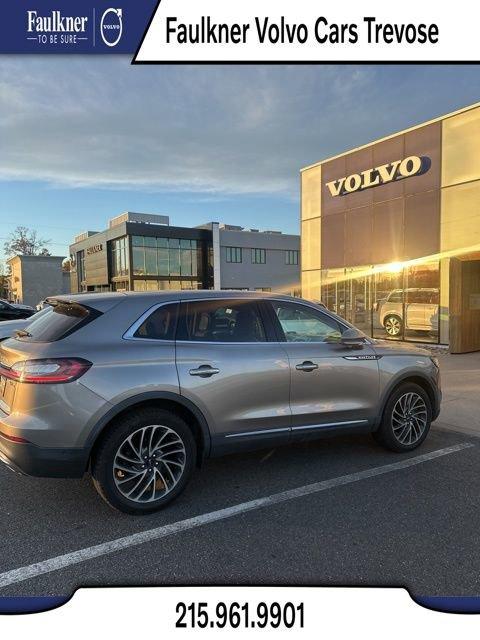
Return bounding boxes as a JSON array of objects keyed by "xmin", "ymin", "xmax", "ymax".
[{"xmin": 0, "ymin": 423, "xmax": 479, "ymax": 598}]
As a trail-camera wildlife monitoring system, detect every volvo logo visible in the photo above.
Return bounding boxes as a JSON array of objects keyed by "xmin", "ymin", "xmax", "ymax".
[
  {"xmin": 100, "ymin": 8, "xmax": 123, "ymax": 47},
  {"xmin": 326, "ymin": 155, "xmax": 430, "ymax": 197}
]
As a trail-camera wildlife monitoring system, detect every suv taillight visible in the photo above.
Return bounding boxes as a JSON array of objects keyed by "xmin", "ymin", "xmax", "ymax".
[{"xmin": 0, "ymin": 358, "xmax": 92, "ymax": 384}]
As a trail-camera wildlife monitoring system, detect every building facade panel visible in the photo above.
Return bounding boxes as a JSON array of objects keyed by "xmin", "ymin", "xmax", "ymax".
[
  {"xmin": 404, "ymin": 122, "xmax": 441, "ymax": 195},
  {"xmin": 218, "ymin": 227, "xmax": 300, "ymax": 294},
  {"xmin": 301, "ymin": 164, "xmax": 322, "ymax": 220},
  {"xmin": 344, "ymin": 206, "xmax": 373, "ymax": 267},
  {"xmin": 8, "ymin": 256, "xmax": 69, "ymax": 307},
  {"xmin": 301, "ymin": 217, "xmax": 321, "ymax": 272},
  {"xmin": 404, "ymin": 190, "xmax": 440, "ymax": 260},
  {"xmin": 442, "ymin": 108, "xmax": 480, "ymax": 188},
  {"xmin": 371, "ymin": 199, "xmax": 405, "ymax": 265}
]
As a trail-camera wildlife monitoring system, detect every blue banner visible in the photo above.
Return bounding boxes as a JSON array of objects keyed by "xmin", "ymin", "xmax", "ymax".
[{"xmin": 0, "ymin": 0, "xmax": 158, "ymax": 53}]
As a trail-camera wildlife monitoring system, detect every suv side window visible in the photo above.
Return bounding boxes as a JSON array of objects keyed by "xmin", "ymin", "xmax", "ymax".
[
  {"xmin": 177, "ymin": 299, "xmax": 267, "ymax": 342},
  {"xmin": 133, "ymin": 303, "xmax": 178, "ymax": 340},
  {"xmin": 406, "ymin": 290, "xmax": 433, "ymax": 304},
  {"xmin": 387, "ymin": 290, "xmax": 403, "ymax": 303},
  {"xmin": 270, "ymin": 301, "xmax": 343, "ymax": 343}
]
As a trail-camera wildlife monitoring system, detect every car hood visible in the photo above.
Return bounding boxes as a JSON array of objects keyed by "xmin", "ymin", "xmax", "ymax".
[{"xmin": 370, "ymin": 338, "xmax": 431, "ymax": 357}]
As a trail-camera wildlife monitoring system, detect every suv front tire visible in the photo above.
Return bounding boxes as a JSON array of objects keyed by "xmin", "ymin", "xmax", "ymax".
[
  {"xmin": 384, "ymin": 314, "xmax": 403, "ymax": 337},
  {"xmin": 374, "ymin": 383, "xmax": 432, "ymax": 452}
]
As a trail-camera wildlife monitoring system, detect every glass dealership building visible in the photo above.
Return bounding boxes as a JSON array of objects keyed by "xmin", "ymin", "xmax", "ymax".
[
  {"xmin": 301, "ymin": 102, "xmax": 480, "ymax": 353},
  {"xmin": 69, "ymin": 212, "xmax": 300, "ymax": 297}
]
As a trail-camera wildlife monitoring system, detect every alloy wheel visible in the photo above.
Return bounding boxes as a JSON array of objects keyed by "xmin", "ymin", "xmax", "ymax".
[
  {"xmin": 113, "ymin": 425, "xmax": 186, "ymax": 503},
  {"xmin": 391, "ymin": 392, "xmax": 428, "ymax": 445},
  {"xmin": 385, "ymin": 316, "xmax": 401, "ymax": 336}
]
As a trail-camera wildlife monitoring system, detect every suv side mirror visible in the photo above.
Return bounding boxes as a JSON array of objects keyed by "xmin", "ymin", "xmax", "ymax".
[{"xmin": 339, "ymin": 327, "xmax": 366, "ymax": 349}]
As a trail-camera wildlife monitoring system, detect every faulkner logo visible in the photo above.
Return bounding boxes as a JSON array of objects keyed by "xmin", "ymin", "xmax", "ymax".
[
  {"xmin": 325, "ymin": 155, "xmax": 429, "ymax": 197},
  {"xmin": 27, "ymin": 10, "xmax": 89, "ymax": 45},
  {"xmin": 86, "ymin": 244, "xmax": 103, "ymax": 255},
  {"xmin": 100, "ymin": 8, "xmax": 123, "ymax": 47}
]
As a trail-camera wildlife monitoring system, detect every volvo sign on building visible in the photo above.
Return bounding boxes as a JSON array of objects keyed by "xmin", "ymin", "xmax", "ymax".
[{"xmin": 325, "ymin": 155, "xmax": 427, "ymax": 197}]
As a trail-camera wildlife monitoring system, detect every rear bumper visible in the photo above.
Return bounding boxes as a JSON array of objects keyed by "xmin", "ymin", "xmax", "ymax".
[{"xmin": 0, "ymin": 434, "xmax": 88, "ymax": 478}]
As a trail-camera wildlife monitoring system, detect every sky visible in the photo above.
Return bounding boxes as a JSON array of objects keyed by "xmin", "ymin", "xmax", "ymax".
[{"xmin": 1, "ymin": 60, "xmax": 480, "ymax": 262}]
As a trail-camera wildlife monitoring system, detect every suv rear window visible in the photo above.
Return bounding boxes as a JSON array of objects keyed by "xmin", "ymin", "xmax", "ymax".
[{"xmin": 15, "ymin": 301, "xmax": 98, "ymax": 342}]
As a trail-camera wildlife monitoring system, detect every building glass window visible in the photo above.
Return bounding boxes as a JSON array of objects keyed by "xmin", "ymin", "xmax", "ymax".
[
  {"xmin": 180, "ymin": 239, "xmax": 192, "ymax": 276},
  {"xmin": 285, "ymin": 250, "xmax": 299, "ymax": 265},
  {"xmin": 133, "ymin": 246, "xmax": 146, "ymax": 275},
  {"xmin": 226, "ymin": 247, "xmax": 242, "ymax": 263},
  {"xmin": 191, "ymin": 241, "xmax": 198, "ymax": 277},
  {"xmin": 131, "ymin": 235, "xmax": 201, "ymax": 281},
  {"xmin": 133, "ymin": 279, "xmax": 146, "ymax": 291},
  {"xmin": 133, "ymin": 279, "xmax": 201, "ymax": 291},
  {"xmin": 169, "ymin": 244, "xmax": 181, "ymax": 276},
  {"xmin": 112, "ymin": 281, "xmax": 129, "ymax": 291},
  {"xmin": 158, "ymin": 245, "xmax": 169, "ymax": 276},
  {"xmin": 318, "ymin": 261, "xmax": 440, "ymax": 345},
  {"xmin": 372, "ymin": 264, "xmax": 441, "ymax": 343},
  {"xmin": 251, "ymin": 248, "xmax": 266, "ymax": 264},
  {"xmin": 111, "ymin": 237, "xmax": 129, "ymax": 277},
  {"xmin": 76, "ymin": 250, "xmax": 86, "ymax": 291},
  {"xmin": 145, "ymin": 245, "xmax": 157, "ymax": 275}
]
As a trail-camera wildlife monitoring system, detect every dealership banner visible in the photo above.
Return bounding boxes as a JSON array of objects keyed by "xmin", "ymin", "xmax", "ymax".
[
  {"xmin": 0, "ymin": 0, "xmax": 156, "ymax": 53},
  {"xmin": 1, "ymin": 0, "xmax": 479, "ymax": 60}
]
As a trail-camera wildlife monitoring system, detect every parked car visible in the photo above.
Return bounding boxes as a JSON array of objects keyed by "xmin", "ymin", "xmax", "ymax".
[
  {"xmin": 0, "ymin": 299, "xmax": 35, "ymax": 322},
  {"xmin": 376, "ymin": 288, "xmax": 439, "ymax": 337},
  {"xmin": 0, "ymin": 291, "xmax": 441, "ymax": 514},
  {"xmin": 0, "ymin": 307, "xmax": 51, "ymax": 342}
]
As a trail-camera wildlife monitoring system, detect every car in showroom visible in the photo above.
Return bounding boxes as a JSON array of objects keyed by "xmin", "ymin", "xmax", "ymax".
[
  {"xmin": 0, "ymin": 299, "xmax": 35, "ymax": 322},
  {"xmin": 376, "ymin": 288, "xmax": 439, "ymax": 337},
  {"xmin": 0, "ymin": 291, "xmax": 441, "ymax": 514}
]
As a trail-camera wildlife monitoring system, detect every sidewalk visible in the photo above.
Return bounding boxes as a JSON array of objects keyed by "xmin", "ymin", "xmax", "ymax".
[{"xmin": 434, "ymin": 351, "xmax": 480, "ymax": 437}]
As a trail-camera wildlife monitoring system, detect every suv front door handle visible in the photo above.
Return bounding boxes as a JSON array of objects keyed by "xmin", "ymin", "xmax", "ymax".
[
  {"xmin": 295, "ymin": 361, "xmax": 318, "ymax": 372},
  {"xmin": 189, "ymin": 365, "xmax": 220, "ymax": 378}
]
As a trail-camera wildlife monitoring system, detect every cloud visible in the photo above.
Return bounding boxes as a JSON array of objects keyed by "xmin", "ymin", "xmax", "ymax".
[
  {"xmin": 1, "ymin": 60, "xmax": 479, "ymax": 198},
  {"xmin": 0, "ymin": 60, "xmax": 375, "ymax": 195}
]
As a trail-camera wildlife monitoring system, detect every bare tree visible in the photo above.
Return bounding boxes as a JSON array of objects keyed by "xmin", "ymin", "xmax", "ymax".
[{"xmin": 4, "ymin": 226, "xmax": 51, "ymax": 257}]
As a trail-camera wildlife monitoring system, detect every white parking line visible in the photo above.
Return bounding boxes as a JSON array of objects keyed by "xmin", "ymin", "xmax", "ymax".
[{"xmin": 0, "ymin": 442, "xmax": 473, "ymax": 589}]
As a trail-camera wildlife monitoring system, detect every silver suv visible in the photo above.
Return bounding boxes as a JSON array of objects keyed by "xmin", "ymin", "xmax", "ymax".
[
  {"xmin": 0, "ymin": 291, "xmax": 441, "ymax": 515},
  {"xmin": 377, "ymin": 288, "xmax": 439, "ymax": 337}
]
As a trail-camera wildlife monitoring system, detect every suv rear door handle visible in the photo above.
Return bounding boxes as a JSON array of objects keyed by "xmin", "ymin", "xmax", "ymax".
[
  {"xmin": 295, "ymin": 361, "xmax": 318, "ymax": 372},
  {"xmin": 189, "ymin": 365, "xmax": 220, "ymax": 378}
]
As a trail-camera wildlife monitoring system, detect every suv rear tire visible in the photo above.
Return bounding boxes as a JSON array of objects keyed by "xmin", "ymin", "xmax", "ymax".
[
  {"xmin": 91, "ymin": 408, "xmax": 196, "ymax": 514},
  {"xmin": 374, "ymin": 383, "xmax": 432, "ymax": 452}
]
